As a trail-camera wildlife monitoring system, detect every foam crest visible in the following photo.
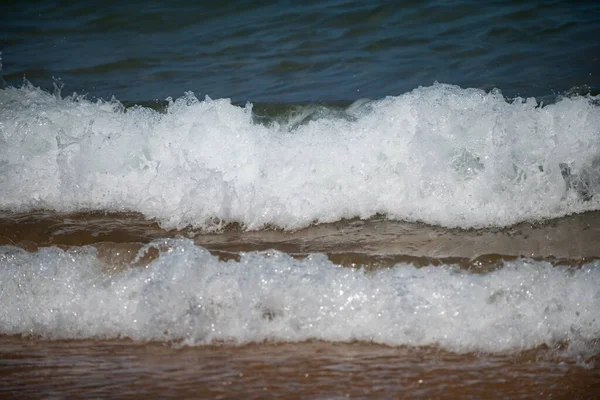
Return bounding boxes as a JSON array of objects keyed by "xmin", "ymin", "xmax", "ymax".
[
  {"xmin": 0, "ymin": 239, "xmax": 599, "ymax": 354},
  {"xmin": 1, "ymin": 83, "xmax": 600, "ymax": 229}
]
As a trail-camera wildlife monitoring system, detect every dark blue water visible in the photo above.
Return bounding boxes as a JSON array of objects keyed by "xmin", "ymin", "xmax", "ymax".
[{"xmin": 1, "ymin": 0, "xmax": 599, "ymax": 103}]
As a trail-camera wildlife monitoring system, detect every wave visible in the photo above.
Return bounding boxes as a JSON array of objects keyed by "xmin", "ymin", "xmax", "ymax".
[
  {"xmin": 0, "ymin": 238, "xmax": 598, "ymax": 354},
  {"xmin": 1, "ymin": 82, "xmax": 600, "ymax": 230}
]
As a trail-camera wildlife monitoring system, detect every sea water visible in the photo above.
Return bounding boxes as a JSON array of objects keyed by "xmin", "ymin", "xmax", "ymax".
[{"xmin": 1, "ymin": 1, "xmax": 600, "ymax": 398}]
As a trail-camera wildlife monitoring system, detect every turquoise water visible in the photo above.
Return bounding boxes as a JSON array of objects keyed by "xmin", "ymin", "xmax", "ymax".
[{"xmin": 2, "ymin": 0, "xmax": 599, "ymax": 103}]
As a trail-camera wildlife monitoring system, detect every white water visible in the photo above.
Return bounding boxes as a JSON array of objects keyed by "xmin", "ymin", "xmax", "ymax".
[
  {"xmin": 1, "ymin": 82, "xmax": 599, "ymax": 230},
  {"xmin": 0, "ymin": 239, "xmax": 599, "ymax": 354}
]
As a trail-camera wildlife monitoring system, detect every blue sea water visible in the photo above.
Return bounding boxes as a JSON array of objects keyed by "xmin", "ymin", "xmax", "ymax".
[{"xmin": 1, "ymin": 0, "xmax": 599, "ymax": 103}]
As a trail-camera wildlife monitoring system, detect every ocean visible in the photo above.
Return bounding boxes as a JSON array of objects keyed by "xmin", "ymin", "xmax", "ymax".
[{"xmin": 1, "ymin": 0, "xmax": 600, "ymax": 398}]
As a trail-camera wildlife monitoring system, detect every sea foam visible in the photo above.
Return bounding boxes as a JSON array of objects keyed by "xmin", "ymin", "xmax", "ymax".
[
  {"xmin": 0, "ymin": 239, "xmax": 598, "ymax": 354},
  {"xmin": 1, "ymin": 82, "xmax": 599, "ymax": 229}
]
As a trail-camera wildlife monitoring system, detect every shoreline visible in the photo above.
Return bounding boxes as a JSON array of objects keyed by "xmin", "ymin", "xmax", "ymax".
[
  {"xmin": 1, "ymin": 336, "xmax": 598, "ymax": 399},
  {"xmin": 2, "ymin": 210, "xmax": 600, "ymax": 268}
]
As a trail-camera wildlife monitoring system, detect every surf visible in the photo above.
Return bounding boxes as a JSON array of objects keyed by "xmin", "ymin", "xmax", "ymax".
[{"xmin": 1, "ymin": 82, "xmax": 599, "ymax": 230}]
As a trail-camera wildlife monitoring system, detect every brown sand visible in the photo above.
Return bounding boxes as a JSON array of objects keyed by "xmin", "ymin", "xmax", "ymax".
[{"xmin": 1, "ymin": 337, "xmax": 599, "ymax": 399}]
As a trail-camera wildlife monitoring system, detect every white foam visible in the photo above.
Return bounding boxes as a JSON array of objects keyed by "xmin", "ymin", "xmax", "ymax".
[
  {"xmin": 0, "ymin": 239, "xmax": 599, "ymax": 354},
  {"xmin": 1, "ymin": 82, "xmax": 600, "ymax": 229}
]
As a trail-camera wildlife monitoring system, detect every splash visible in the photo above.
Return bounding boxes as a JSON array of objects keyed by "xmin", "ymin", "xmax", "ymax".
[
  {"xmin": 1, "ymin": 82, "xmax": 599, "ymax": 230},
  {"xmin": 1, "ymin": 239, "xmax": 598, "ymax": 354}
]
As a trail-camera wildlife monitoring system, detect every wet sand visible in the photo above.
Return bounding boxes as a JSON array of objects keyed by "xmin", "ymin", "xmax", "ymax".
[{"xmin": 1, "ymin": 337, "xmax": 599, "ymax": 399}]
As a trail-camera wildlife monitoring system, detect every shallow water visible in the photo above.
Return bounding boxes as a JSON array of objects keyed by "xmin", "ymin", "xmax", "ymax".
[
  {"xmin": 1, "ymin": 212, "xmax": 600, "ymax": 399},
  {"xmin": 2, "ymin": 211, "xmax": 600, "ymax": 267},
  {"xmin": 1, "ymin": 338, "xmax": 599, "ymax": 400},
  {"xmin": 0, "ymin": 210, "xmax": 598, "ymax": 397}
]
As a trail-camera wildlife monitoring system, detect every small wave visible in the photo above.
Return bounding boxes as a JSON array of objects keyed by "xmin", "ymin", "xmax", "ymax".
[
  {"xmin": 1, "ymin": 82, "xmax": 599, "ymax": 230},
  {"xmin": 0, "ymin": 239, "xmax": 598, "ymax": 355}
]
